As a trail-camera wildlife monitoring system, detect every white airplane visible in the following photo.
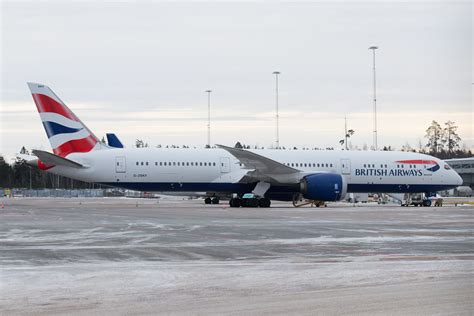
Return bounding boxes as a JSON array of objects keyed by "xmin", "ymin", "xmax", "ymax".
[{"xmin": 21, "ymin": 82, "xmax": 463, "ymax": 207}]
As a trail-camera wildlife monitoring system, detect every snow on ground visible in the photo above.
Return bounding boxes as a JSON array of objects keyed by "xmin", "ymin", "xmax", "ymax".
[{"xmin": 1, "ymin": 198, "xmax": 473, "ymax": 315}]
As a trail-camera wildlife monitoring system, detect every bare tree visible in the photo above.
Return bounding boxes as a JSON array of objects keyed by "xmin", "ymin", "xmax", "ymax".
[
  {"xmin": 135, "ymin": 139, "xmax": 144, "ymax": 148},
  {"xmin": 425, "ymin": 120, "xmax": 443, "ymax": 154},
  {"xmin": 339, "ymin": 129, "xmax": 355, "ymax": 150},
  {"xmin": 442, "ymin": 121, "xmax": 461, "ymax": 153}
]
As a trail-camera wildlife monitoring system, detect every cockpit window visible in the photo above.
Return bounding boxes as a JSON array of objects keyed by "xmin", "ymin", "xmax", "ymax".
[{"xmin": 444, "ymin": 164, "xmax": 451, "ymax": 170}]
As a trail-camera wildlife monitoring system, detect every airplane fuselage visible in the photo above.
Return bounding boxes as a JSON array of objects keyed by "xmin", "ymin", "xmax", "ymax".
[{"xmin": 49, "ymin": 147, "xmax": 462, "ymax": 201}]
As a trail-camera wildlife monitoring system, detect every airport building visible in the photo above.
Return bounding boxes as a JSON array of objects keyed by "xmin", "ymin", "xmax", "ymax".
[{"xmin": 445, "ymin": 157, "xmax": 474, "ymax": 188}]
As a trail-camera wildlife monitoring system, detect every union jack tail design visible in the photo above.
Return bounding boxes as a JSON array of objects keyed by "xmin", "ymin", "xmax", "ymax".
[{"xmin": 28, "ymin": 82, "xmax": 100, "ymax": 157}]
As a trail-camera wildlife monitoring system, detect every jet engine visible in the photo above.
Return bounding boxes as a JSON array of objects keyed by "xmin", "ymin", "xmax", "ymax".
[{"xmin": 300, "ymin": 173, "xmax": 347, "ymax": 201}]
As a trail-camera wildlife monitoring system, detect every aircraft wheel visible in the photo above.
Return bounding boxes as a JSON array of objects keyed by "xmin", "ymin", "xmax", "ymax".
[
  {"xmin": 248, "ymin": 198, "xmax": 259, "ymax": 208},
  {"xmin": 229, "ymin": 198, "xmax": 241, "ymax": 208},
  {"xmin": 204, "ymin": 197, "xmax": 212, "ymax": 204},
  {"xmin": 211, "ymin": 197, "xmax": 220, "ymax": 204},
  {"xmin": 259, "ymin": 198, "xmax": 271, "ymax": 208},
  {"xmin": 423, "ymin": 199, "xmax": 432, "ymax": 207}
]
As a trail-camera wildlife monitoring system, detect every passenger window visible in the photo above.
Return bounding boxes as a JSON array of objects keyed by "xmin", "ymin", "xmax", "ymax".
[
  {"xmin": 330, "ymin": 163, "xmax": 333, "ymax": 167},
  {"xmin": 186, "ymin": 162, "xmax": 189, "ymax": 166},
  {"xmin": 317, "ymin": 163, "xmax": 320, "ymax": 167},
  {"xmin": 136, "ymin": 162, "xmax": 139, "ymax": 166},
  {"xmin": 200, "ymin": 162, "xmax": 203, "ymax": 166},
  {"xmin": 141, "ymin": 162, "xmax": 144, "ymax": 166},
  {"xmin": 204, "ymin": 162, "xmax": 207, "ymax": 166},
  {"xmin": 213, "ymin": 162, "xmax": 216, "ymax": 166},
  {"xmin": 326, "ymin": 164, "xmax": 329, "ymax": 167},
  {"xmin": 160, "ymin": 162, "xmax": 162, "ymax": 166},
  {"xmin": 177, "ymin": 162, "xmax": 180, "ymax": 166},
  {"xmin": 173, "ymin": 162, "xmax": 176, "ymax": 166},
  {"xmin": 146, "ymin": 162, "xmax": 148, "ymax": 166}
]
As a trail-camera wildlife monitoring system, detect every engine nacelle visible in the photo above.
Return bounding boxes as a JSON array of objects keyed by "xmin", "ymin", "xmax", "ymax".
[{"xmin": 300, "ymin": 173, "xmax": 347, "ymax": 201}]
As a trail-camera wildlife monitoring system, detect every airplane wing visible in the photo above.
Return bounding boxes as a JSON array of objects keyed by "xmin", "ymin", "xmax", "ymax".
[
  {"xmin": 216, "ymin": 144, "xmax": 299, "ymax": 175},
  {"xmin": 32, "ymin": 150, "xmax": 84, "ymax": 168}
]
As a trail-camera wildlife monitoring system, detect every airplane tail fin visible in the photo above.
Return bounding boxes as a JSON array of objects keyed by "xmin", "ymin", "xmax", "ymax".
[{"xmin": 27, "ymin": 82, "xmax": 102, "ymax": 157}]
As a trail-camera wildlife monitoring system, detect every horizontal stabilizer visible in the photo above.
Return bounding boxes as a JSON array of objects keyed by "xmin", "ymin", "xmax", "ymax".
[{"xmin": 32, "ymin": 149, "xmax": 84, "ymax": 168}]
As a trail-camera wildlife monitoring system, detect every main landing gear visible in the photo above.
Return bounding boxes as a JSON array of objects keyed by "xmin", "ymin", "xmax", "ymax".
[
  {"xmin": 204, "ymin": 197, "xmax": 220, "ymax": 205},
  {"xmin": 229, "ymin": 196, "xmax": 271, "ymax": 208},
  {"xmin": 228, "ymin": 181, "xmax": 272, "ymax": 208}
]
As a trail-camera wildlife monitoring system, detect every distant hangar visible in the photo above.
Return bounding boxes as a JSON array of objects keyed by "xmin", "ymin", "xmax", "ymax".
[{"xmin": 445, "ymin": 157, "xmax": 474, "ymax": 188}]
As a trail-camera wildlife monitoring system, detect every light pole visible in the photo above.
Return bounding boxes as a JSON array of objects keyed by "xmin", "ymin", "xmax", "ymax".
[
  {"xmin": 205, "ymin": 90, "xmax": 212, "ymax": 148},
  {"xmin": 369, "ymin": 46, "xmax": 378, "ymax": 150},
  {"xmin": 272, "ymin": 71, "xmax": 281, "ymax": 149}
]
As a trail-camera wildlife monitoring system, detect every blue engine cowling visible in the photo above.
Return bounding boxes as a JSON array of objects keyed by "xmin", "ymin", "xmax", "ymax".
[{"xmin": 300, "ymin": 173, "xmax": 347, "ymax": 201}]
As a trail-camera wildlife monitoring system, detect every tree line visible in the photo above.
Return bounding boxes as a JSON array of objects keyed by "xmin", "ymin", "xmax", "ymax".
[{"xmin": 0, "ymin": 148, "xmax": 100, "ymax": 190}]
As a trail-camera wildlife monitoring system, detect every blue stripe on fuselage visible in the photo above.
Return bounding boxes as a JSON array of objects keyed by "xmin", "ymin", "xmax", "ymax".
[
  {"xmin": 42, "ymin": 121, "xmax": 83, "ymax": 138},
  {"xmin": 99, "ymin": 182, "xmax": 458, "ymax": 201}
]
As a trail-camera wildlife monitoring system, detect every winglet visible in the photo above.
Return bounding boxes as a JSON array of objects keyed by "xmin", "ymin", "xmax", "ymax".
[{"xmin": 106, "ymin": 133, "xmax": 124, "ymax": 148}]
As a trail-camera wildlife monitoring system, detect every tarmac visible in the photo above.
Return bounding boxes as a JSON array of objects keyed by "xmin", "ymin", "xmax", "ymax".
[{"xmin": 0, "ymin": 197, "xmax": 473, "ymax": 315}]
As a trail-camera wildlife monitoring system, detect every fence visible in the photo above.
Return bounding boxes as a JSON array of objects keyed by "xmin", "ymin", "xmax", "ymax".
[
  {"xmin": 1, "ymin": 188, "xmax": 160, "ymax": 198},
  {"xmin": 7, "ymin": 189, "xmax": 106, "ymax": 198}
]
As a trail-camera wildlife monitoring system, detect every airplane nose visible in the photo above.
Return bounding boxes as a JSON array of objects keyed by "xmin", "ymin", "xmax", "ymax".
[{"xmin": 454, "ymin": 172, "xmax": 463, "ymax": 186}]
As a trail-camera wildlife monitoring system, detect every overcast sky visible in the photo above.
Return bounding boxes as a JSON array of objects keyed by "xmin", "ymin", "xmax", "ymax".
[{"xmin": 1, "ymin": 1, "xmax": 472, "ymax": 161}]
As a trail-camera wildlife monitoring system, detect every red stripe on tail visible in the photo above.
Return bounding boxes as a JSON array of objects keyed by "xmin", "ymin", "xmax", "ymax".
[
  {"xmin": 53, "ymin": 135, "xmax": 97, "ymax": 157},
  {"xmin": 32, "ymin": 94, "xmax": 78, "ymax": 121}
]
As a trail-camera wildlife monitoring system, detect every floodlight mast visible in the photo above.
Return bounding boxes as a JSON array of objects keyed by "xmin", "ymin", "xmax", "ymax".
[
  {"xmin": 205, "ymin": 90, "xmax": 212, "ymax": 148},
  {"xmin": 369, "ymin": 46, "xmax": 378, "ymax": 150},
  {"xmin": 273, "ymin": 71, "xmax": 281, "ymax": 149}
]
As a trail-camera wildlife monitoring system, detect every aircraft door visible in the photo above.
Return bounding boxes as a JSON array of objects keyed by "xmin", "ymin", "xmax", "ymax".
[
  {"xmin": 341, "ymin": 159, "xmax": 351, "ymax": 175},
  {"xmin": 115, "ymin": 156, "xmax": 126, "ymax": 173},
  {"xmin": 220, "ymin": 157, "xmax": 230, "ymax": 173}
]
